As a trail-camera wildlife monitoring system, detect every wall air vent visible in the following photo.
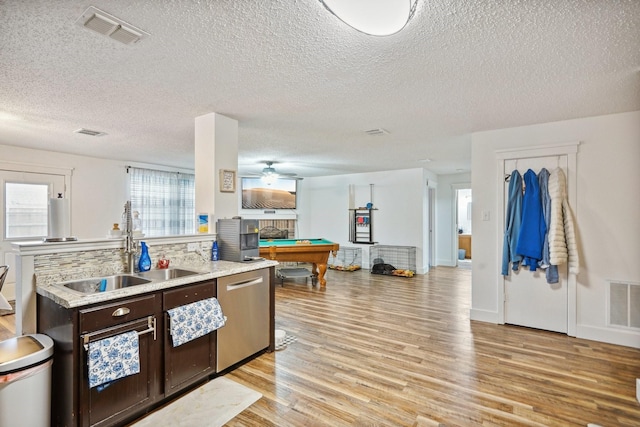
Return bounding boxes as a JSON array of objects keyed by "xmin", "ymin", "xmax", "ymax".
[
  {"xmin": 364, "ymin": 128, "xmax": 389, "ymax": 136},
  {"xmin": 75, "ymin": 6, "xmax": 149, "ymax": 45},
  {"xmin": 74, "ymin": 128, "xmax": 107, "ymax": 137},
  {"xmin": 608, "ymin": 280, "xmax": 640, "ymax": 329}
]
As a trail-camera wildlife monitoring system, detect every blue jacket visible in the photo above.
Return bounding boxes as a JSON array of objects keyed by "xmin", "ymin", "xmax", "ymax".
[
  {"xmin": 501, "ymin": 170, "xmax": 523, "ymax": 275},
  {"xmin": 538, "ymin": 168, "xmax": 559, "ymax": 283},
  {"xmin": 516, "ymin": 169, "xmax": 547, "ymax": 271}
]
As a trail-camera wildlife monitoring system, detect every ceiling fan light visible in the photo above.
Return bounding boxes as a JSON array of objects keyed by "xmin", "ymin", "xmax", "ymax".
[
  {"xmin": 262, "ymin": 173, "xmax": 279, "ymax": 185},
  {"xmin": 319, "ymin": 0, "xmax": 418, "ymax": 36}
]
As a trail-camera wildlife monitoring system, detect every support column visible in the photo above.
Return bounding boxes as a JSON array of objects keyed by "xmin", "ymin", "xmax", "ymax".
[{"xmin": 194, "ymin": 113, "xmax": 239, "ymax": 233}]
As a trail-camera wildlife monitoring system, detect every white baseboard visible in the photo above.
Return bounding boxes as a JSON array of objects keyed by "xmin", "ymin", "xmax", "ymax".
[
  {"xmin": 470, "ymin": 308, "xmax": 500, "ymax": 323},
  {"xmin": 576, "ymin": 324, "xmax": 640, "ymax": 349},
  {"xmin": 436, "ymin": 259, "xmax": 457, "ymax": 267}
]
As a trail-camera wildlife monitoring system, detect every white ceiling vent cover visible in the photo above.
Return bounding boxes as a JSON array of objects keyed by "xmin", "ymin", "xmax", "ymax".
[
  {"xmin": 74, "ymin": 128, "xmax": 107, "ymax": 137},
  {"xmin": 75, "ymin": 6, "xmax": 149, "ymax": 45},
  {"xmin": 365, "ymin": 128, "xmax": 389, "ymax": 136}
]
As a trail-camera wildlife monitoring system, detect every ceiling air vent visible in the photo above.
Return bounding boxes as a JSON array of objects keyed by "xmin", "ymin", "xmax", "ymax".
[
  {"xmin": 364, "ymin": 128, "xmax": 389, "ymax": 136},
  {"xmin": 75, "ymin": 6, "xmax": 149, "ymax": 45},
  {"xmin": 74, "ymin": 128, "xmax": 107, "ymax": 137}
]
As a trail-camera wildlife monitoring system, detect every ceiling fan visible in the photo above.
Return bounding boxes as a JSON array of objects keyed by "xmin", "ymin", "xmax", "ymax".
[{"xmin": 249, "ymin": 161, "xmax": 301, "ymax": 182}]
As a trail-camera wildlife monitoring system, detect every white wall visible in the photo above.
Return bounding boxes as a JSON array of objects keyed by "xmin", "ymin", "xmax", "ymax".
[
  {"xmin": 471, "ymin": 110, "xmax": 640, "ymax": 348},
  {"xmin": 0, "ymin": 144, "xmax": 195, "ymax": 239},
  {"xmin": 299, "ymin": 168, "xmax": 438, "ymax": 274}
]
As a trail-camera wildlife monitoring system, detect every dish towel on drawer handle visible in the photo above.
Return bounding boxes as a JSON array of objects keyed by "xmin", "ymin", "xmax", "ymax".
[
  {"xmin": 167, "ymin": 297, "xmax": 226, "ymax": 347},
  {"xmin": 88, "ymin": 330, "xmax": 140, "ymax": 389}
]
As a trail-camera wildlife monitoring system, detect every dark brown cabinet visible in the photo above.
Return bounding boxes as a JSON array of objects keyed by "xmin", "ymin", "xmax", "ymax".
[
  {"xmin": 163, "ymin": 280, "xmax": 216, "ymax": 397},
  {"xmin": 38, "ymin": 293, "xmax": 163, "ymax": 427},
  {"xmin": 37, "ymin": 267, "xmax": 274, "ymax": 427},
  {"xmin": 81, "ymin": 318, "xmax": 161, "ymax": 425}
]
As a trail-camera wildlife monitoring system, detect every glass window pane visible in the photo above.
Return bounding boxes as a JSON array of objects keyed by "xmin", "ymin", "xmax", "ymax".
[
  {"xmin": 5, "ymin": 182, "xmax": 48, "ymax": 238},
  {"xmin": 129, "ymin": 168, "xmax": 195, "ymax": 236}
]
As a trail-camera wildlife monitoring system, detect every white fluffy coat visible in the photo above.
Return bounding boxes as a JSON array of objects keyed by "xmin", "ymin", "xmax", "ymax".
[{"xmin": 548, "ymin": 168, "xmax": 579, "ymax": 274}]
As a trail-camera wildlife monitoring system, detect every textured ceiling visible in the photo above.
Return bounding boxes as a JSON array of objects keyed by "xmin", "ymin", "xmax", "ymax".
[{"xmin": 1, "ymin": 1, "xmax": 638, "ymax": 177}]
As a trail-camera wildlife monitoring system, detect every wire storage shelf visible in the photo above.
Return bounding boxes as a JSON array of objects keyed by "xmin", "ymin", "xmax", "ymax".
[
  {"xmin": 370, "ymin": 245, "xmax": 416, "ymax": 277},
  {"xmin": 329, "ymin": 247, "xmax": 362, "ymax": 272}
]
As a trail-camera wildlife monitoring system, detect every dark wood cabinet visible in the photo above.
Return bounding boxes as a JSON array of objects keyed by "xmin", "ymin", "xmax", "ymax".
[
  {"xmin": 37, "ymin": 267, "xmax": 274, "ymax": 427},
  {"xmin": 78, "ymin": 295, "xmax": 162, "ymax": 427},
  {"xmin": 37, "ymin": 293, "xmax": 162, "ymax": 427},
  {"xmin": 162, "ymin": 280, "xmax": 217, "ymax": 397}
]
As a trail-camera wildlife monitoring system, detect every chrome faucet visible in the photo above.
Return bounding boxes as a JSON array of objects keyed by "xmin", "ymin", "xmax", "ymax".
[{"xmin": 123, "ymin": 201, "xmax": 137, "ymax": 274}]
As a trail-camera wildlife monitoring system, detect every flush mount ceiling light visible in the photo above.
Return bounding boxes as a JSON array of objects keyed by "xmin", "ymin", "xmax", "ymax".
[{"xmin": 319, "ymin": 0, "xmax": 418, "ymax": 36}]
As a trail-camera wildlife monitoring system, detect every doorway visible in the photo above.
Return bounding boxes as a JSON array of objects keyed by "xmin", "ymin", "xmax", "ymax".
[
  {"xmin": 0, "ymin": 169, "xmax": 68, "ymax": 301},
  {"xmin": 496, "ymin": 141, "xmax": 579, "ymax": 336},
  {"xmin": 455, "ymin": 187, "xmax": 472, "ymax": 268},
  {"xmin": 502, "ymin": 157, "xmax": 568, "ymax": 333}
]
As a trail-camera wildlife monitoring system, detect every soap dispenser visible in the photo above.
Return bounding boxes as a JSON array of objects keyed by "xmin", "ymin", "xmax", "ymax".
[{"xmin": 138, "ymin": 241, "xmax": 152, "ymax": 272}]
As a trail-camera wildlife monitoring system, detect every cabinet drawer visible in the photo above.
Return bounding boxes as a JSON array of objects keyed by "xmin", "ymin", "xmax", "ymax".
[
  {"xmin": 163, "ymin": 280, "xmax": 215, "ymax": 310},
  {"xmin": 80, "ymin": 294, "xmax": 158, "ymax": 333}
]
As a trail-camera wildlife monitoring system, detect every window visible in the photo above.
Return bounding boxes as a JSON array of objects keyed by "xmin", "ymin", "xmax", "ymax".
[
  {"xmin": 128, "ymin": 167, "xmax": 196, "ymax": 236},
  {"xmin": 4, "ymin": 182, "xmax": 49, "ymax": 239},
  {"xmin": 1, "ymin": 169, "xmax": 66, "ymax": 242}
]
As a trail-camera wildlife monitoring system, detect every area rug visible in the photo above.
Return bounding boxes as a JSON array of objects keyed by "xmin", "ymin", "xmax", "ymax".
[{"xmin": 130, "ymin": 376, "xmax": 261, "ymax": 427}]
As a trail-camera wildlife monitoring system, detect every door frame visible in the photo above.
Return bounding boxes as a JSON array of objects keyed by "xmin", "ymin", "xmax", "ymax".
[
  {"xmin": 0, "ymin": 161, "xmax": 72, "ymax": 299},
  {"xmin": 428, "ymin": 186, "xmax": 436, "ymax": 268},
  {"xmin": 495, "ymin": 142, "xmax": 579, "ymax": 336}
]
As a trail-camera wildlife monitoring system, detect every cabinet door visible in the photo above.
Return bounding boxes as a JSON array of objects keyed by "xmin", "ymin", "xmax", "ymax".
[
  {"xmin": 79, "ymin": 315, "xmax": 161, "ymax": 427},
  {"xmin": 163, "ymin": 280, "xmax": 217, "ymax": 396}
]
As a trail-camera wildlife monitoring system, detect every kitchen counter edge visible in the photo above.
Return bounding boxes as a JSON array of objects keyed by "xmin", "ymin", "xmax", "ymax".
[{"xmin": 36, "ymin": 259, "xmax": 278, "ymax": 309}]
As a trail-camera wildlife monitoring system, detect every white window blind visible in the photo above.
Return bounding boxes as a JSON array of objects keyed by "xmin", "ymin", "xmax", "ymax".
[{"xmin": 129, "ymin": 167, "xmax": 195, "ymax": 236}]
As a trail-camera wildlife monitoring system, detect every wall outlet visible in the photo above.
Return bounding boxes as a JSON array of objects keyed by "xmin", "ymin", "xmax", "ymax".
[
  {"xmin": 636, "ymin": 378, "xmax": 640, "ymax": 403},
  {"xmin": 187, "ymin": 243, "xmax": 198, "ymax": 252}
]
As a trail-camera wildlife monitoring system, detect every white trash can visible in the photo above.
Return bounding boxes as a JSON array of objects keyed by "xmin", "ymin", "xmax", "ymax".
[{"xmin": 0, "ymin": 334, "xmax": 54, "ymax": 427}]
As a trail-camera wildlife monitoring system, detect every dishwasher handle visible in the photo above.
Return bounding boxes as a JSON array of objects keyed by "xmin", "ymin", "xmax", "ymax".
[{"xmin": 225, "ymin": 276, "xmax": 263, "ymax": 291}]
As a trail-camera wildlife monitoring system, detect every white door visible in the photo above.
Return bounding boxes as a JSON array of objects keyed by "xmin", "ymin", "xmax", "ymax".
[
  {"xmin": 0, "ymin": 170, "xmax": 66, "ymax": 300},
  {"xmin": 503, "ymin": 156, "xmax": 569, "ymax": 333}
]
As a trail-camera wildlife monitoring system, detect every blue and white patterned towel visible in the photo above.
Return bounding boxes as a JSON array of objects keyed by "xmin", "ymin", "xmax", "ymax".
[
  {"xmin": 88, "ymin": 330, "xmax": 140, "ymax": 388},
  {"xmin": 167, "ymin": 297, "xmax": 226, "ymax": 347}
]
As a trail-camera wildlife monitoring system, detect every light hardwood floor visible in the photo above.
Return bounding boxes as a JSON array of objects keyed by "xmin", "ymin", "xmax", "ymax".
[
  {"xmin": 0, "ymin": 309, "xmax": 15, "ymax": 341},
  {"xmin": 226, "ymin": 266, "xmax": 640, "ymax": 427},
  {"xmin": 1, "ymin": 267, "xmax": 638, "ymax": 426}
]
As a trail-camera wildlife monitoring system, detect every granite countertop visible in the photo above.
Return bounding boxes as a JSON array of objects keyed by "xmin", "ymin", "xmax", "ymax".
[{"xmin": 37, "ymin": 259, "xmax": 278, "ymax": 309}]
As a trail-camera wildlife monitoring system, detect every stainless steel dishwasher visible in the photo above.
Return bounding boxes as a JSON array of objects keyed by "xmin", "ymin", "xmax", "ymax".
[{"xmin": 216, "ymin": 268, "xmax": 270, "ymax": 372}]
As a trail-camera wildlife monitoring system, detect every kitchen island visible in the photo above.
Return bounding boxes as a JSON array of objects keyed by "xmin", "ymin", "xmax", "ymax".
[{"xmin": 13, "ymin": 236, "xmax": 277, "ymax": 427}]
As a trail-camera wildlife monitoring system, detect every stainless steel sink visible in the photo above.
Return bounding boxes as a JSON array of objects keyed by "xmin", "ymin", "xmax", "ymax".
[
  {"xmin": 54, "ymin": 268, "xmax": 203, "ymax": 295},
  {"xmin": 135, "ymin": 268, "xmax": 202, "ymax": 281},
  {"xmin": 59, "ymin": 274, "xmax": 152, "ymax": 294}
]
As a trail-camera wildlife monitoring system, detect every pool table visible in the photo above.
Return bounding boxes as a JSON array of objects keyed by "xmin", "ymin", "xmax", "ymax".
[{"xmin": 259, "ymin": 238, "xmax": 339, "ymax": 287}]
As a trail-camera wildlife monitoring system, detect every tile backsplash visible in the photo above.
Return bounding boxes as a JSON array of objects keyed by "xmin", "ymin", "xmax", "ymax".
[{"xmin": 35, "ymin": 240, "xmax": 214, "ymax": 285}]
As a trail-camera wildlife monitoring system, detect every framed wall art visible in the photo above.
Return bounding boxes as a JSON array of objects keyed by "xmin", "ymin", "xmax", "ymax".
[{"xmin": 219, "ymin": 169, "xmax": 236, "ymax": 193}]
